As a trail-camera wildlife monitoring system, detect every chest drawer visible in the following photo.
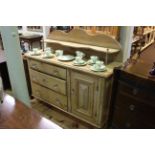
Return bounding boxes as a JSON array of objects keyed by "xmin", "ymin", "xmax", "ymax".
[
  {"xmin": 30, "ymin": 69, "xmax": 66, "ymax": 95},
  {"xmin": 32, "ymin": 83, "xmax": 67, "ymax": 111},
  {"xmin": 28, "ymin": 59, "xmax": 66, "ymax": 79},
  {"xmin": 112, "ymin": 91, "xmax": 155, "ymax": 128},
  {"xmin": 118, "ymin": 81, "xmax": 155, "ymax": 104}
]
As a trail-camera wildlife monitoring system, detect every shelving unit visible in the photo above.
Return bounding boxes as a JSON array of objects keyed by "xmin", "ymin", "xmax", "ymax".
[
  {"xmin": 131, "ymin": 26, "xmax": 155, "ymax": 58},
  {"xmin": 74, "ymin": 26, "xmax": 120, "ymax": 40},
  {"xmin": 44, "ymin": 39, "xmax": 120, "ymax": 54},
  {"xmin": 132, "ymin": 26, "xmax": 155, "ymax": 51},
  {"xmin": 17, "ymin": 26, "xmax": 50, "ymax": 40}
]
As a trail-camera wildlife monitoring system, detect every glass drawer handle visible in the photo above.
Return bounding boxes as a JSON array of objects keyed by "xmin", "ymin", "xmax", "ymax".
[
  {"xmin": 32, "ymin": 64, "xmax": 37, "ymax": 68},
  {"xmin": 53, "ymin": 84, "xmax": 58, "ymax": 89},
  {"xmin": 32, "ymin": 77, "xmax": 37, "ymax": 81},
  {"xmin": 129, "ymin": 104, "xmax": 135, "ymax": 111},
  {"xmin": 126, "ymin": 122, "xmax": 131, "ymax": 128},
  {"xmin": 71, "ymin": 89, "xmax": 75, "ymax": 94},
  {"xmin": 36, "ymin": 91, "xmax": 40, "ymax": 95},
  {"xmin": 133, "ymin": 88, "xmax": 138, "ymax": 95},
  {"xmin": 53, "ymin": 70, "xmax": 58, "ymax": 75}
]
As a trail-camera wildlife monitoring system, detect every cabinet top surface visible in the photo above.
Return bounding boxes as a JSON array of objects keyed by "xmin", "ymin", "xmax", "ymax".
[{"xmin": 25, "ymin": 52, "xmax": 122, "ymax": 78}]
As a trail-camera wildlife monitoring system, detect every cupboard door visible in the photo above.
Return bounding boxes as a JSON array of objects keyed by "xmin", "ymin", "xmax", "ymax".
[{"xmin": 70, "ymin": 71, "xmax": 99, "ymax": 124}]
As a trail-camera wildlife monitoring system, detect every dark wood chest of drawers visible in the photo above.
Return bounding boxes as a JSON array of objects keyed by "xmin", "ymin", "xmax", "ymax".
[{"xmin": 108, "ymin": 68, "xmax": 155, "ymax": 129}]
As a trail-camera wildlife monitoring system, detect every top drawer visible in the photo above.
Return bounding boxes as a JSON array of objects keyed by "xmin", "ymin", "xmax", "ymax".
[
  {"xmin": 117, "ymin": 80, "xmax": 155, "ymax": 105},
  {"xmin": 28, "ymin": 59, "xmax": 67, "ymax": 80}
]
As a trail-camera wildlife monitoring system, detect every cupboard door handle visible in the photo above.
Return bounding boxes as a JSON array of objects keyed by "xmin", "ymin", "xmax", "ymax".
[
  {"xmin": 129, "ymin": 104, "xmax": 135, "ymax": 111},
  {"xmin": 71, "ymin": 89, "xmax": 75, "ymax": 95}
]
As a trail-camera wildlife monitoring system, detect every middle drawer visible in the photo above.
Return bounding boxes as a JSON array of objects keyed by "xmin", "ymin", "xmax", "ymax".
[{"xmin": 30, "ymin": 69, "xmax": 66, "ymax": 95}]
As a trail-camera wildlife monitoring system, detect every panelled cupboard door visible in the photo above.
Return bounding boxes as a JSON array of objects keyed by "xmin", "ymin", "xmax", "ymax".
[{"xmin": 70, "ymin": 71, "xmax": 101, "ymax": 124}]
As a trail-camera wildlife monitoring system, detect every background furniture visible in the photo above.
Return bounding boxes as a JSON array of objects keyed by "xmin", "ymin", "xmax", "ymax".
[
  {"xmin": 19, "ymin": 33, "xmax": 43, "ymax": 51},
  {"xmin": 108, "ymin": 42, "xmax": 155, "ymax": 129},
  {"xmin": 0, "ymin": 33, "xmax": 4, "ymax": 50},
  {"xmin": 0, "ymin": 94, "xmax": 62, "ymax": 129},
  {"xmin": 131, "ymin": 26, "xmax": 155, "ymax": 56},
  {"xmin": 0, "ymin": 50, "xmax": 11, "ymax": 90}
]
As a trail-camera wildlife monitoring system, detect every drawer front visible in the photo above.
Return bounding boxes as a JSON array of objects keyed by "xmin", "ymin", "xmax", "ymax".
[
  {"xmin": 118, "ymin": 80, "xmax": 155, "ymax": 105},
  {"xmin": 30, "ymin": 69, "xmax": 66, "ymax": 95},
  {"xmin": 112, "ymin": 91, "xmax": 155, "ymax": 128},
  {"xmin": 32, "ymin": 83, "xmax": 67, "ymax": 111},
  {"xmin": 28, "ymin": 59, "xmax": 66, "ymax": 79}
]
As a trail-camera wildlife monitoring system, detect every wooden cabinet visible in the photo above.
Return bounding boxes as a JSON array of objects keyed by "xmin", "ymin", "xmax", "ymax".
[
  {"xmin": 27, "ymin": 57, "xmax": 112, "ymax": 128},
  {"xmin": 26, "ymin": 28, "xmax": 121, "ymax": 128},
  {"xmin": 70, "ymin": 71, "xmax": 99, "ymax": 124}
]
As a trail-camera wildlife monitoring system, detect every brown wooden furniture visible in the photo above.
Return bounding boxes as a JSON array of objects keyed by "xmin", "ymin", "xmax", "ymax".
[
  {"xmin": 26, "ymin": 29, "xmax": 122, "ymax": 128},
  {"xmin": 19, "ymin": 34, "xmax": 43, "ymax": 50},
  {"xmin": 0, "ymin": 50, "xmax": 11, "ymax": 90},
  {"xmin": 0, "ymin": 33, "xmax": 4, "ymax": 50},
  {"xmin": 108, "ymin": 43, "xmax": 155, "ymax": 129},
  {"xmin": 0, "ymin": 94, "xmax": 62, "ymax": 129}
]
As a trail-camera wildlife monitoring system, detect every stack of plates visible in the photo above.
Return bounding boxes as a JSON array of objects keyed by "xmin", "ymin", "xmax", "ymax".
[
  {"xmin": 30, "ymin": 51, "xmax": 42, "ymax": 56},
  {"xmin": 87, "ymin": 59, "xmax": 95, "ymax": 65},
  {"xmin": 57, "ymin": 55, "xmax": 75, "ymax": 61},
  {"xmin": 73, "ymin": 60, "xmax": 87, "ymax": 66},
  {"xmin": 90, "ymin": 65, "xmax": 107, "ymax": 72},
  {"xmin": 42, "ymin": 54, "xmax": 54, "ymax": 59}
]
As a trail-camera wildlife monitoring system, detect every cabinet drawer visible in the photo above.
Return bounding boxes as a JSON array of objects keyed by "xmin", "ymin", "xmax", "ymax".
[
  {"xmin": 118, "ymin": 81, "xmax": 155, "ymax": 104},
  {"xmin": 113, "ymin": 92, "xmax": 155, "ymax": 128},
  {"xmin": 28, "ymin": 59, "xmax": 66, "ymax": 79},
  {"xmin": 32, "ymin": 83, "xmax": 67, "ymax": 111},
  {"xmin": 30, "ymin": 69, "xmax": 66, "ymax": 95}
]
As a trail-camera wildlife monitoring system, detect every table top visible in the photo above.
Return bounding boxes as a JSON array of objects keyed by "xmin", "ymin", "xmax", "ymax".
[
  {"xmin": 123, "ymin": 42, "xmax": 155, "ymax": 82},
  {"xmin": 19, "ymin": 33, "xmax": 42, "ymax": 40},
  {"xmin": 25, "ymin": 52, "xmax": 122, "ymax": 78},
  {"xmin": 0, "ymin": 94, "xmax": 62, "ymax": 129}
]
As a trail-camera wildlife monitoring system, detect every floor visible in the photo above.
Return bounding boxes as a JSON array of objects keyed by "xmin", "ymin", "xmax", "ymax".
[{"xmin": 31, "ymin": 99, "xmax": 93, "ymax": 129}]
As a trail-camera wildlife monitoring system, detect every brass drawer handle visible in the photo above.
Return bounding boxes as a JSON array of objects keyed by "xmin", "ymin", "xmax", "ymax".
[{"xmin": 129, "ymin": 104, "xmax": 135, "ymax": 111}]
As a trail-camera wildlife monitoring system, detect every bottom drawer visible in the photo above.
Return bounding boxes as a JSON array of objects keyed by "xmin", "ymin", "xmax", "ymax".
[{"xmin": 32, "ymin": 83, "xmax": 67, "ymax": 111}]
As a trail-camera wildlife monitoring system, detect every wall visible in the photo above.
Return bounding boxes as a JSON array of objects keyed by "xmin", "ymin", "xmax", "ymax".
[
  {"xmin": 116, "ymin": 26, "xmax": 134, "ymax": 62},
  {"xmin": 0, "ymin": 26, "xmax": 30, "ymax": 106}
]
